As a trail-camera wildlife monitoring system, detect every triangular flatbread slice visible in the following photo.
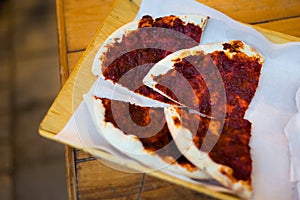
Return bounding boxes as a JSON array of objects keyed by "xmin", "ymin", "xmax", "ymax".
[
  {"xmin": 92, "ymin": 15, "xmax": 208, "ymax": 105},
  {"xmin": 165, "ymin": 106, "xmax": 253, "ymax": 199},
  {"xmin": 144, "ymin": 40, "xmax": 264, "ymax": 199},
  {"xmin": 84, "ymin": 94, "xmax": 210, "ymax": 179},
  {"xmin": 143, "ymin": 40, "xmax": 263, "ymax": 115}
]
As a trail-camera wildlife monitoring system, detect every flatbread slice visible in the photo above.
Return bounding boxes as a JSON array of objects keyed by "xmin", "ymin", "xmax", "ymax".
[
  {"xmin": 165, "ymin": 106, "xmax": 252, "ymax": 199},
  {"xmin": 143, "ymin": 40, "xmax": 263, "ymax": 115},
  {"xmin": 84, "ymin": 94, "xmax": 210, "ymax": 179},
  {"xmin": 92, "ymin": 15, "xmax": 208, "ymax": 104},
  {"xmin": 93, "ymin": 15, "xmax": 208, "ymax": 77},
  {"xmin": 143, "ymin": 40, "xmax": 264, "ymax": 199}
]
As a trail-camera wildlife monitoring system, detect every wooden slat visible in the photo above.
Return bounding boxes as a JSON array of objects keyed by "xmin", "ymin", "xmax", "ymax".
[
  {"xmin": 56, "ymin": 0, "xmax": 69, "ymax": 85},
  {"xmin": 253, "ymin": 26, "xmax": 300, "ymax": 43},
  {"xmin": 75, "ymin": 159, "xmax": 234, "ymax": 200},
  {"xmin": 76, "ymin": 160, "xmax": 143, "ymax": 200},
  {"xmin": 67, "ymin": 51, "xmax": 85, "ymax": 74},
  {"xmin": 65, "ymin": 147, "xmax": 78, "ymax": 200},
  {"xmin": 64, "ymin": 0, "xmax": 116, "ymax": 52},
  {"xmin": 75, "ymin": 150, "xmax": 95, "ymax": 161},
  {"xmin": 255, "ymin": 16, "xmax": 300, "ymax": 38},
  {"xmin": 140, "ymin": 175, "xmax": 219, "ymax": 200},
  {"xmin": 198, "ymin": 0, "xmax": 300, "ymax": 24}
]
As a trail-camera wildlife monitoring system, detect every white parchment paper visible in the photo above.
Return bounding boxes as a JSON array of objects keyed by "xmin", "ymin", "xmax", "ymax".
[
  {"xmin": 285, "ymin": 87, "xmax": 300, "ymax": 200},
  {"xmin": 56, "ymin": 0, "xmax": 300, "ymax": 199},
  {"xmin": 57, "ymin": 78, "xmax": 233, "ymax": 193}
]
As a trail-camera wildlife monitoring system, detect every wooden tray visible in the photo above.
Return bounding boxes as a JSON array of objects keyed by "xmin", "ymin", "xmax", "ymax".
[{"xmin": 39, "ymin": 0, "xmax": 300, "ymax": 199}]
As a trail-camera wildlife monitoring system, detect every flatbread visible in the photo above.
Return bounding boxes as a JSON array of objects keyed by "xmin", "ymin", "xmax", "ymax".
[
  {"xmin": 165, "ymin": 107, "xmax": 252, "ymax": 199},
  {"xmin": 144, "ymin": 40, "xmax": 264, "ymax": 199},
  {"xmin": 84, "ymin": 94, "xmax": 210, "ymax": 179},
  {"xmin": 92, "ymin": 15, "xmax": 208, "ymax": 105}
]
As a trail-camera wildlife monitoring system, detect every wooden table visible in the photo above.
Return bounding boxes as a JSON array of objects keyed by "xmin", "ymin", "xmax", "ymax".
[{"xmin": 55, "ymin": 0, "xmax": 300, "ymax": 199}]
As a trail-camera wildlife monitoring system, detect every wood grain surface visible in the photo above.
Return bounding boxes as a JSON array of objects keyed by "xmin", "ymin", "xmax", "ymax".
[{"xmin": 40, "ymin": 0, "xmax": 300, "ymax": 199}]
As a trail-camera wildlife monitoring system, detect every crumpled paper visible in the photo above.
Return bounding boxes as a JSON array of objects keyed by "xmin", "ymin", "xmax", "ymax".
[{"xmin": 55, "ymin": 0, "xmax": 300, "ymax": 199}]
